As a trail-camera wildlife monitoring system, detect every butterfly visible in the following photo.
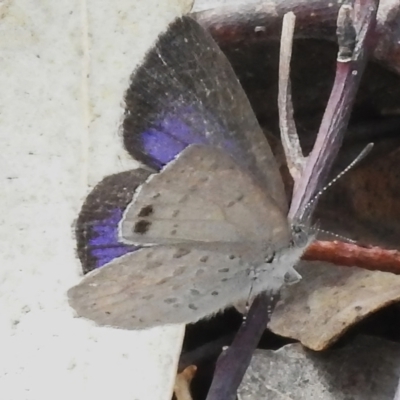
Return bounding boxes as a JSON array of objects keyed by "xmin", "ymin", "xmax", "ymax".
[{"xmin": 68, "ymin": 16, "xmax": 312, "ymax": 330}]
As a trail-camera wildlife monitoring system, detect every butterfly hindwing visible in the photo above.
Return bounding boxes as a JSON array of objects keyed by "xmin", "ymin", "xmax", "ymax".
[
  {"xmin": 68, "ymin": 245, "xmax": 255, "ymax": 329},
  {"xmin": 120, "ymin": 145, "xmax": 291, "ymax": 249},
  {"xmin": 75, "ymin": 168, "xmax": 152, "ymax": 273}
]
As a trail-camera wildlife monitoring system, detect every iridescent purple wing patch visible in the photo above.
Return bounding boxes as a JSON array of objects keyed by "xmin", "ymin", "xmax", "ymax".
[
  {"xmin": 75, "ymin": 168, "xmax": 151, "ymax": 273},
  {"xmin": 123, "ymin": 16, "xmax": 287, "ymax": 212}
]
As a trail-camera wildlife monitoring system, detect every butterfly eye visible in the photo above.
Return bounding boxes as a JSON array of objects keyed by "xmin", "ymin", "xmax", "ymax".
[{"xmin": 291, "ymin": 225, "xmax": 309, "ymax": 247}]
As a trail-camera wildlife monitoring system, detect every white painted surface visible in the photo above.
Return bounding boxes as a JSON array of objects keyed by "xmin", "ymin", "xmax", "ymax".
[{"xmin": 0, "ymin": 1, "xmax": 192, "ymax": 399}]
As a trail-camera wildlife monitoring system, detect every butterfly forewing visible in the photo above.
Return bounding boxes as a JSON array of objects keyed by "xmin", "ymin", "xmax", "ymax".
[
  {"xmin": 123, "ymin": 16, "xmax": 287, "ymax": 213},
  {"xmin": 120, "ymin": 145, "xmax": 291, "ymax": 248}
]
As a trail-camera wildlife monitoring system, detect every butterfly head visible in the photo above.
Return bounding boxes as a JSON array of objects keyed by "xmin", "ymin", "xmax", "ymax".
[
  {"xmin": 267, "ymin": 222, "xmax": 313, "ymax": 267},
  {"xmin": 290, "ymin": 223, "xmax": 310, "ymax": 249}
]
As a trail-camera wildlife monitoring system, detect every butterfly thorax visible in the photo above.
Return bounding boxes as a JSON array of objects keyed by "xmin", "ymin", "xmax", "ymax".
[{"xmin": 249, "ymin": 223, "xmax": 312, "ymax": 296}]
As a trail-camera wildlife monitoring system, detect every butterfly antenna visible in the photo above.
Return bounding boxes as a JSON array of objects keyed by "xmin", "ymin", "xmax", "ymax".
[
  {"xmin": 312, "ymin": 227, "xmax": 356, "ymax": 244},
  {"xmin": 304, "ymin": 142, "xmax": 373, "ymax": 214},
  {"xmin": 303, "ymin": 144, "xmax": 373, "ymax": 243}
]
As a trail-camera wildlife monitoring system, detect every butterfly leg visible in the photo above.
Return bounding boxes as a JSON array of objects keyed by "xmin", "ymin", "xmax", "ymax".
[{"xmin": 242, "ymin": 267, "xmax": 259, "ymax": 321}]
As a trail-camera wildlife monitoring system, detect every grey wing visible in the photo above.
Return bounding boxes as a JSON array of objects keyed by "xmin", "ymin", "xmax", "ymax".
[
  {"xmin": 68, "ymin": 246, "xmax": 253, "ymax": 330},
  {"xmin": 123, "ymin": 16, "xmax": 287, "ymax": 212},
  {"xmin": 120, "ymin": 145, "xmax": 291, "ymax": 249}
]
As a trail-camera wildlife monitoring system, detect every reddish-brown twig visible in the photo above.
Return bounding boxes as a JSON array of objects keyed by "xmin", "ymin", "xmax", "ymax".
[{"xmin": 304, "ymin": 240, "xmax": 400, "ymax": 275}]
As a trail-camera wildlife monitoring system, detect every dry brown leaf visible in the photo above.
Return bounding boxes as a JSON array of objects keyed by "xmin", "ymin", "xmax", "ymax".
[{"xmin": 269, "ymin": 261, "xmax": 400, "ymax": 350}]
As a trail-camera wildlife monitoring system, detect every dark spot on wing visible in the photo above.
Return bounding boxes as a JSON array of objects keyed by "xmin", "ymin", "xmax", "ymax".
[
  {"xmin": 147, "ymin": 261, "xmax": 162, "ymax": 270},
  {"xmin": 227, "ymin": 194, "xmax": 243, "ymax": 207},
  {"xmin": 211, "ymin": 291, "xmax": 219, "ymax": 296},
  {"xmin": 188, "ymin": 304, "xmax": 198, "ymax": 310},
  {"xmin": 174, "ymin": 248, "xmax": 191, "ymax": 258},
  {"xmin": 221, "ymin": 278, "xmax": 228, "ymax": 282},
  {"xmin": 138, "ymin": 204, "xmax": 154, "ymax": 217},
  {"xmin": 173, "ymin": 266, "xmax": 186, "ymax": 276},
  {"xmin": 199, "ymin": 255, "xmax": 208, "ymax": 263},
  {"xmin": 228, "ymin": 254, "xmax": 235, "ymax": 260},
  {"xmin": 218, "ymin": 268, "xmax": 230, "ymax": 273},
  {"xmin": 146, "ymin": 251, "xmax": 153, "ymax": 258},
  {"xmin": 190, "ymin": 289, "xmax": 200, "ymax": 295},
  {"xmin": 152, "ymin": 193, "xmax": 160, "ymax": 199},
  {"xmin": 236, "ymin": 193, "xmax": 244, "ymax": 201},
  {"xmin": 134, "ymin": 220, "xmax": 151, "ymax": 234},
  {"xmin": 105, "ymin": 311, "xmax": 111, "ymax": 315},
  {"xmin": 195, "ymin": 269, "xmax": 205, "ymax": 276},
  {"xmin": 171, "ymin": 229, "xmax": 177, "ymax": 235},
  {"xmin": 142, "ymin": 294, "xmax": 154, "ymax": 300},
  {"xmin": 179, "ymin": 194, "xmax": 189, "ymax": 203},
  {"xmin": 164, "ymin": 298, "xmax": 177, "ymax": 304}
]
